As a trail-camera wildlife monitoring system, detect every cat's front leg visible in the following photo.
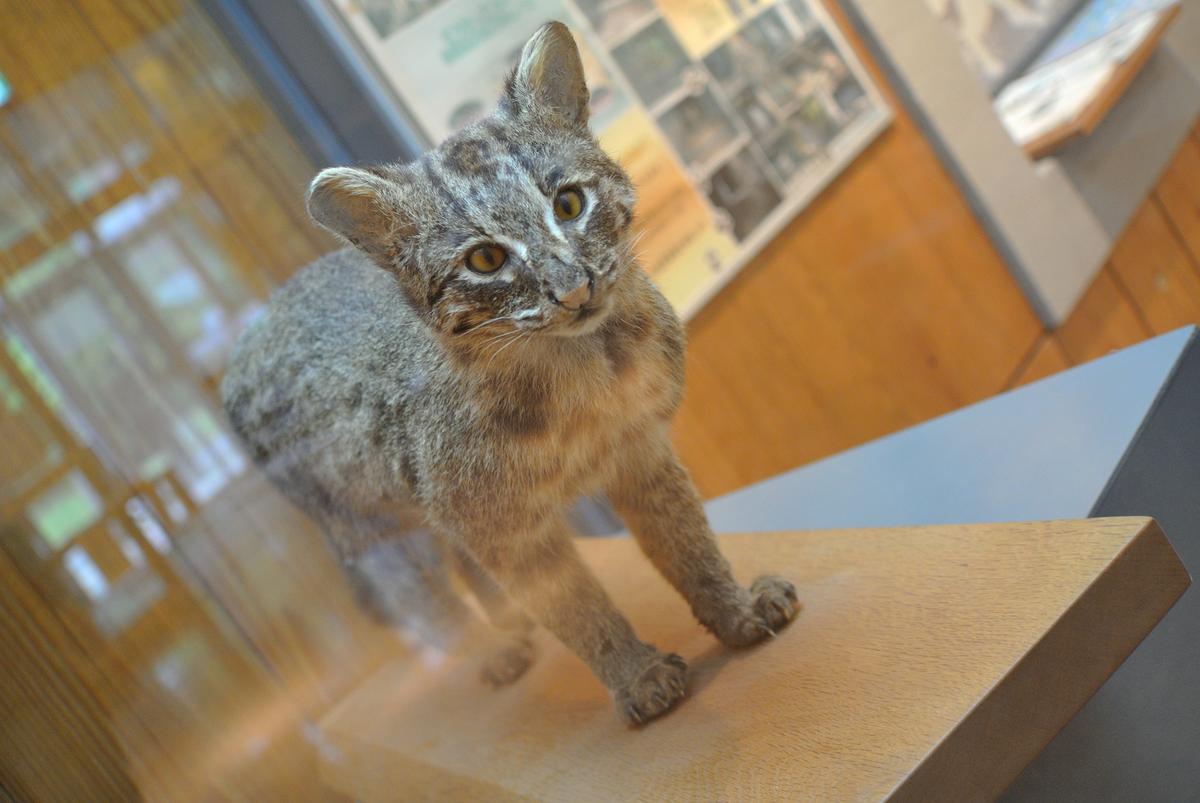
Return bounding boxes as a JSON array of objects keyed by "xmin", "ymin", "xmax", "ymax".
[
  {"xmin": 607, "ymin": 424, "xmax": 800, "ymax": 646},
  {"xmin": 459, "ymin": 515, "xmax": 687, "ymax": 724}
]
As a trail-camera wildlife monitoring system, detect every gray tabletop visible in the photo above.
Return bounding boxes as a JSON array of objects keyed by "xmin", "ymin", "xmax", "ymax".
[{"xmin": 706, "ymin": 326, "xmax": 1200, "ymax": 802}]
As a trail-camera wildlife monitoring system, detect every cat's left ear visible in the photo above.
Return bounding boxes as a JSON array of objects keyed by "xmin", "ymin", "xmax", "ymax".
[{"xmin": 508, "ymin": 21, "xmax": 589, "ymax": 127}]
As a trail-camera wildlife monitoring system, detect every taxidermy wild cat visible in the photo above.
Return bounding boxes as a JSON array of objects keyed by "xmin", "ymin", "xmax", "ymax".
[{"xmin": 221, "ymin": 21, "xmax": 798, "ymax": 724}]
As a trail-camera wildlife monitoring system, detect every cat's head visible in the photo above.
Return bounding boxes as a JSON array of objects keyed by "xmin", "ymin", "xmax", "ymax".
[{"xmin": 307, "ymin": 22, "xmax": 637, "ymax": 342}]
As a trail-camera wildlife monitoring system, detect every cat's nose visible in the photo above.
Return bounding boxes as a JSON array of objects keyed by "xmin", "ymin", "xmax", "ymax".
[{"xmin": 550, "ymin": 276, "xmax": 592, "ymax": 311}]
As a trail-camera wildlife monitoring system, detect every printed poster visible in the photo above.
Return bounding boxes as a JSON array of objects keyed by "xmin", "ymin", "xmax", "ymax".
[{"xmin": 332, "ymin": 0, "xmax": 891, "ymax": 318}]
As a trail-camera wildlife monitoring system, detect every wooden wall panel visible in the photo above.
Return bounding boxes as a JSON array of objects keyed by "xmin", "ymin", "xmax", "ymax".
[
  {"xmin": 0, "ymin": 1, "xmax": 368, "ymax": 798},
  {"xmin": 1009, "ymin": 335, "xmax": 1072, "ymax": 389},
  {"xmin": 73, "ymin": 0, "xmax": 333, "ymax": 278},
  {"xmin": 1053, "ymin": 120, "xmax": 1200, "ymax": 371},
  {"xmin": 1154, "ymin": 130, "xmax": 1200, "ymax": 265},
  {"xmin": 1055, "ymin": 269, "xmax": 1151, "ymax": 364},
  {"xmin": 673, "ymin": 1, "xmax": 1043, "ymax": 498},
  {"xmin": 1109, "ymin": 199, "xmax": 1200, "ymax": 333},
  {"xmin": 0, "ymin": 549, "xmax": 138, "ymax": 802}
]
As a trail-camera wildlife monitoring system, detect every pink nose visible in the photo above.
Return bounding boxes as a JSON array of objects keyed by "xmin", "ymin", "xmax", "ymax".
[{"xmin": 554, "ymin": 279, "xmax": 591, "ymax": 311}]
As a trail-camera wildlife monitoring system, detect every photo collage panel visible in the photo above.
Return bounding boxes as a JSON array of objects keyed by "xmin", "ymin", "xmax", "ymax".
[{"xmin": 582, "ymin": 0, "xmax": 875, "ymax": 240}]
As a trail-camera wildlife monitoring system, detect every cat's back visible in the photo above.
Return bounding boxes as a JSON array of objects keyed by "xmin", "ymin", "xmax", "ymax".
[
  {"xmin": 246, "ymin": 246, "xmax": 414, "ymax": 352},
  {"xmin": 220, "ymin": 247, "xmax": 427, "ymax": 464}
]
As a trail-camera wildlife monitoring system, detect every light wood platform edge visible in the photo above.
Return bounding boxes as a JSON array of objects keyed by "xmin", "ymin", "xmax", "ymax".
[
  {"xmin": 888, "ymin": 516, "xmax": 1190, "ymax": 802},
  {"xmin": 319, "ymin": 736, "xmax": 530, "ymax": 803}
]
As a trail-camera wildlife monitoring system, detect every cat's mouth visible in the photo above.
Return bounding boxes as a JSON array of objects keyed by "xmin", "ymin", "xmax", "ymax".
[
  {"xmin": 552, "ymin": 296, "xmax": 611, "ymax": 336},
  {"xmin": 550, "ymin": 260, "xmax": 622, "ymax": 335},
  {"xmin": 576, "ymin": 304, "xmax": 602, "ymax": 322},
  {"xmin": 493, "ymin": 299, "xmax": 609, "ymax": 339}
]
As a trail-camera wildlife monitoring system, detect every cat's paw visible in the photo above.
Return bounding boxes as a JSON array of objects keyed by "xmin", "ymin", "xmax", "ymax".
[
  {"xmin": 614, "ymin": 652, "xmax": 688, "ymax": 726},
  {"xmin": 751, "ymin": 575, "xmax": 800, "ymax": 631},
  {"xmin": 481, "ymin": 636, "xmax": 535, "ymax": 687},
  {"xmin": 712, "ymin": 575, "xmax": 800, "ymax": 648}
]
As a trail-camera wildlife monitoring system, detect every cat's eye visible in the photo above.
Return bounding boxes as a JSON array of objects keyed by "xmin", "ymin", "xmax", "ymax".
[
  {"xmin": 466, "ymin": 244, "xmax": 507, "ymax": 274},
  {"xmin": 554, "ymin": 187, "xmax": 585, "ymax": 221}
]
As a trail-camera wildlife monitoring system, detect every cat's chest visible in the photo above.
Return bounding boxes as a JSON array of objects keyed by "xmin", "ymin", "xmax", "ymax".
[
  {"xmin": 529, "ymin": 341, "xmax": 675, "ymax": 476},
  {"xmin": 597, "ymin": 345, "xmax": 674, "ymax": 421},
  {"xmin": 448, "ymin": 314, "xmax": 682, "ymax": 500}
]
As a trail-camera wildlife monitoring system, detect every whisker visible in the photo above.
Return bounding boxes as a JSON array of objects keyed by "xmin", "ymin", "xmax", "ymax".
[
  {"xmin": 478, "ymin": 328, "xmax": 523, "ymax": 349},
  {"xmin": 485, "ymin": 330, "xmax": 530, "ymax": 371},
  {"xmin": 620, "ymin": 230, "xmax": 648, "ymax": 264},
  {"xmin": 455, "ymin": 313, "xmax": 520, "ymax": 336}
]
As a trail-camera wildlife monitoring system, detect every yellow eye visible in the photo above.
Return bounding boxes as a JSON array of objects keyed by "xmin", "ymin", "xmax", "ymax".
[
  {"xmin": 467, "ymin": 244, "xmax": 507, "ymax": 273},
  {"xmin": 554, "ymin": 188, "xmax": 584, "ymax": 221}
]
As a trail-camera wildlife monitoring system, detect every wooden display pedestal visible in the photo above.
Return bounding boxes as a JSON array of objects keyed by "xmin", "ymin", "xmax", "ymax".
[{"xmin": 319, "ymin": 519, "xmax": 1187, "ymax": 801}]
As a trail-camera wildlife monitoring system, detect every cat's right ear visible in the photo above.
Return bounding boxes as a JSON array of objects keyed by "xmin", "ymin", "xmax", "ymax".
[
  {"xmin": 507, "ymin": 21, "xmax": 589, "ymax": 127},
  {"xmin": 307, "ymin": 167, "xmax": 412, "ymax": 261}
]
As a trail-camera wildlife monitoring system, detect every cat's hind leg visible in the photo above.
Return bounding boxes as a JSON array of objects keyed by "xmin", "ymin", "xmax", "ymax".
[
  {"xmin": 453, "ymin": 514, "xmax": 687, "ymax": 724},
  {"xmin": 447, "ymin": 542, "xmax": 537, "ymax": 687},
  {"xmin": 449, "ymin": 543, "xmax": 535, "ymax": 635},
  {"xmin": 336, "ymin": 526, "xmax": 476, "ymax": 650},
  {"xmin": 334, "ymin": 521, "xmax": 536, "ymax": 687}
]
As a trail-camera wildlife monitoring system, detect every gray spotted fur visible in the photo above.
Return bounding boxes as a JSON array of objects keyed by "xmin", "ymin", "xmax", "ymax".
[{"xmin": 221, "ymin": 22, "xmax": 797, "ymax": 724}]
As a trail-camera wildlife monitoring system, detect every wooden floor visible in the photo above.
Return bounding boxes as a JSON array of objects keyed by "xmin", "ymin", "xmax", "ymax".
[{"xmin": 1015, "ymin": 123, "xmax": 1200, "ymax": 386}]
